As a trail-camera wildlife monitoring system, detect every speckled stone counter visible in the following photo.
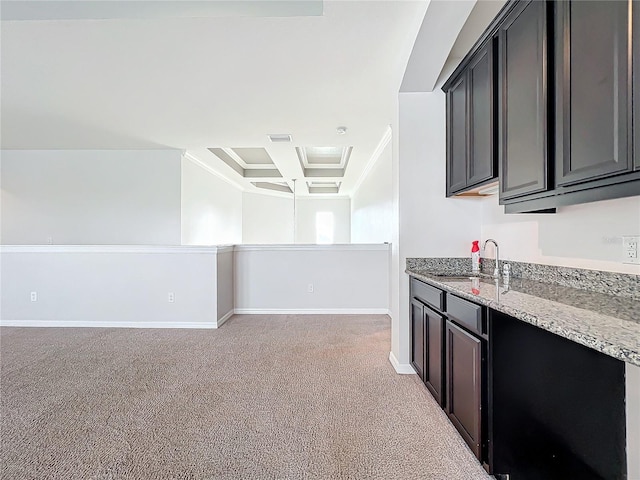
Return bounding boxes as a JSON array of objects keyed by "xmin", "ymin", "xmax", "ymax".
[{"xmin": 406, "ymin": 268, "xmax": 640, "ymax": 367}]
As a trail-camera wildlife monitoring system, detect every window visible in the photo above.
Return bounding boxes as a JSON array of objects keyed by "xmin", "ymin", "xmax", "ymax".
[{"xmin": 315, "ymin": 212, "xmax": 334, "ymax": 244}]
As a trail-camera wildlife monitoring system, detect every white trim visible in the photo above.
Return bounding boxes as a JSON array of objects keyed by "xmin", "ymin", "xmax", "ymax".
[
  {"xmin": 0, "ymin": 245, "xmax": 225, "ymax": 254},
  {"xmin": 389, "ymin": 351, "xmax": 416, "ymax": 374},
  {"xmin": 0, "ymin": 320, "xmax": 218, "ymax": 329},
  {"xmin": 234, "ymin": 308, "xmax": 390, "ymax": 315},
  {"xmin": 351, "ymin": 125, "xmax": 392, "ymax": 195},
  {"xmin": 183, "ymin": 151, "xmax": 245, "ymax": 191},
  {"xmin": 234, "ymin": 243, "xmax": 390, "ymax": 252},
  {"xmin": 627, "ymin": 363, "xmax": 640, "ymax": 479},
  {"xmin": 215, "ymin": 310, "xmax": 234, "ymax": 327}
]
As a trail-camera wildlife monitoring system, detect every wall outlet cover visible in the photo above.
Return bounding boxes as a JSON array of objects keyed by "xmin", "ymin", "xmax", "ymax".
[{"xmin": 622, "ymin": 236, "xmax": 640, "ymax": 265}]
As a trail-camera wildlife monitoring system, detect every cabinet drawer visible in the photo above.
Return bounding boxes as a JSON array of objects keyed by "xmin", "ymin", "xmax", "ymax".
[
  {"xmin": 446, "ymin": 295, "xmax": 485, "ymax": 336},
  {"xmin": 411, "ymin": 278, "xmax": 445, "ymax": 311}
]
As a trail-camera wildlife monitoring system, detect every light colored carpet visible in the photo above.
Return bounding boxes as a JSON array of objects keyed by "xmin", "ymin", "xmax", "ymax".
[{"xmin": 1, "ymin": 315, "xmax": 491, "ymax": 479}]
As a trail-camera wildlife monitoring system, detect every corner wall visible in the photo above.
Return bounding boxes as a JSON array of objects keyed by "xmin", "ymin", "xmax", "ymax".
[
  {"xmin": 351, "ymin": 140, "xmax": 393, "ymax": 244},
  {"xmin": 181, "ymin": 157, "xmax": 243, "ymax": 245},
  {"xmin": 392, "ymin": 91, "xmax": 482, "ymax": 369}
]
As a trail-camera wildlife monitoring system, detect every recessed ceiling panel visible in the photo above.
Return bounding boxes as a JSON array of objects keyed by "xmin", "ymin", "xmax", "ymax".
[
  {"xmin": 208, "ymin": 147, "xmax": 282, "ymax": 178},
  {"xmin": 231, "ymin": 148, "xmax": 274, "ymax": 165},
  {"xmin": 307, "ymin": 181, "xmax": 341, "ymax": 194},
  {"xmin": 306, "ymin": 146, "xmax": 342, "ymax": 165},
  {"xmin": 296, "ymin": 146, "xmax": 352, "ymax": 178}
]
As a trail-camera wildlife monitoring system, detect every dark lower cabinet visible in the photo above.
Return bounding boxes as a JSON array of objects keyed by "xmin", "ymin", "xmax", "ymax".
[
  {"xmin": 410, "ymin": 296, "xmax": 445, "ymax": 407},
  {"xmin": 445, "ymin": 320, "xmax": 485, "ymax": 461},
  {"xmin": 489, "ymin": 310, "xmax": 626, "ymax": 479},
  {"xmin": 410, "ymin": 298, "xmax": 425, "ymax": 380},
  {"xmin": 423, "ymin": 305, "xmax": 445, "ymax": 406}
]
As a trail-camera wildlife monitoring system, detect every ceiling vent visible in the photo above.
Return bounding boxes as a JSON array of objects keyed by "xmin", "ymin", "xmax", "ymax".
[{"xmin": 268, "ymin": 134, "xmax": 293, "ymax": 143}]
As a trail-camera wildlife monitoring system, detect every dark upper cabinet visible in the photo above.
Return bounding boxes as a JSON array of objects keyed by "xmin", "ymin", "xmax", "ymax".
[
  {"xmin": 446, "ymin": 75, "xmax": 469, "ymax": 195},
  {"xmin": 555, "ymin": 0, "xmax": 632, "ymax": 186},
  {"xmin": 468, "ymin": 43, "xmax": 496, "ymax": 187},
  {"xmin": 410, "ymin": 298, "xmax": 425, "ymax": 380},
  {"xmin": 443, "ymin": 0, "xmax": 640, "ymax": 212},
  {"xmin": 498, "ymin": 0, "xmax": 550, "ymax": 201},
  {"xmin": 446, "ymin": 320, "xmax": 484, "ymax": 460},
  {"xmin": 445, "ymin": 40, "xmax": 497, "ymax": 196},
  {"xmin": 424, "ymin": 305, "xmax": 445, "ymax": 407},
  {"xmin": 634, "ymin": 0, "xmax": 640, "ymax": 171}
]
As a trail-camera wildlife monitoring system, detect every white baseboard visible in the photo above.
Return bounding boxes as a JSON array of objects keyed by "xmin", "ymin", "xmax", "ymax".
[
  {"xmin": 215, "ymin": 310, "xmax": 234, "ymax": 328},
  {"xmin": 0, "ymin": 320, "xmax": 217, "ymax": 329},
  {"xmin": 233, "ymin": 308, "xmax": 390, "ymax": 315},
  {"xmin": 389, "ymin": 351, "xmax": 416, "ymax": 374}
]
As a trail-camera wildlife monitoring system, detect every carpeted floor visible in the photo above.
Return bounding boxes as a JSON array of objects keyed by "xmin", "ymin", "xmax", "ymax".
[{"xmin": 1, "ymin": 315, "xmax": 491, "ymax": 479}]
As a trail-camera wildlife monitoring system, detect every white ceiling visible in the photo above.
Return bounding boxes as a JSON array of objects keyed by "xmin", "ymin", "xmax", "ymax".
[{"xmin": 0, "ymin": 1, "xmax": 434, "ymax": 197}]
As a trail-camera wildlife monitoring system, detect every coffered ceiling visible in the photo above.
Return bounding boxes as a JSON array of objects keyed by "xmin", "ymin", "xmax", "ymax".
[{"xmin": 0, "ymin": 1, "xmax": 438, "ymax": 196}]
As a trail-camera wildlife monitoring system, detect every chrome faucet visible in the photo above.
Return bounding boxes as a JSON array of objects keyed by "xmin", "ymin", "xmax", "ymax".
[{"xmin": 483, "ymin": 239, "xmax": 499, "ymax": 278}]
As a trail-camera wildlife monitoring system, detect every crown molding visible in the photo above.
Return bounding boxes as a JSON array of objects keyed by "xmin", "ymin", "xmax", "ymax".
[
  {"xmin": 183, "ymin": 152, "xmax": 245, "ymax": 191},
  {"xmin": 351, "ymin": 125, "xmax": 392, "ymax": 195}
]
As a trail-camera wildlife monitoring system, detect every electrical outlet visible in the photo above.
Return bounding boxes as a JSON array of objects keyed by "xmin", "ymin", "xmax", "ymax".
[
  {"xmin": 622, "ymin": 236, "xmax": 640, "ymax": 264},
  {"xmin": 47, "ymin": 236, "xmax": 53, "ymax": 245},
  {"xmin": 307, "ymin": 283, "xmax": 314, "ymax": 293},
  {"xmin": 168, "ymin": 292, "xmax": 175, "ymax": 303},
  {"xmin": 30, "ymin": 292, "xmax": 37, "ymax": 302}
]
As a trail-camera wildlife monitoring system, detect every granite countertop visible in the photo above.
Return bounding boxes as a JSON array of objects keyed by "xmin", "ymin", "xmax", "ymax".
[{"xmin": 407, "ymin": 268, "xmax": 640, "ymax": 367}]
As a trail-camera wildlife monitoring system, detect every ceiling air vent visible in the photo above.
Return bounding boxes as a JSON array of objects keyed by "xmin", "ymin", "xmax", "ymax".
[{"xmin": 268, "ymin": 134, "xmax": 293, "ymax": 143}]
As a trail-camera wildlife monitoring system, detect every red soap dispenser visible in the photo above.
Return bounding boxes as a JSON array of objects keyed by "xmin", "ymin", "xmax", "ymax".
[{"xmin": 471, "ymin": 240, "xmax": 481, "ymax": 274}]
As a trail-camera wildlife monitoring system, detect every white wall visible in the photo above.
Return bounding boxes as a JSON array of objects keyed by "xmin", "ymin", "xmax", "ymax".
[
  {"xmin": 295, "ymin": 197, "xmax": 351, "ymax": 244},
  {"xmin": 216, "ymin": 247, "xmax": 234, "ymax": 322},
  {"xmin": 242, "ymin": 192, "xmax": 351, "ymax": 245},
  {"xmin": 242, "ymin": 192, "xmax": 293, "ymax": 244},
  {"xmin": 0, "ymin": 150, "xmax": 182, "ymax": 245},
  {"xmin": 234, "ymin": 244, "xmax": 389, "ymax": 313},
  {"xmin": 351, "ymin": 140, "xmax": 393, "ymax": 243},
  {"xmin": 391, "ymin": 91, "xmax": 482, "ymax": 370},
  {"xmin": 0, "ymin": 245, "xmax": 227, "ymax": 327},
  {"xmin": 481, "ymin": 195, "xmax": 640, "ymax": 275},
  {"xmin": 181, "ymin": 157, "xmax": 243, "ymax": 245}
]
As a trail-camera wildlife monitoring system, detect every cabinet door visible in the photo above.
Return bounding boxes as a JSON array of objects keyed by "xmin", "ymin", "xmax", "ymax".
[
  {"xmin": 446, "ymin": 320, "xmax": 483, "ymax": 459},
  {"xmin": 410, "ymin": 299, "xmax": 425, "ymax": 379},
  {"xmin": 468, "ymin": 42, "xmax": 496, "ymax": 187},
  {"xmin": 634, "ymin": 0, "xmax": 640, "ymax": 171},
  {"xmin": 447, "ymin": 74, "xmax": 469, "ymax": 195},
  {"xmin": 556, "ymin": 0, "xmax": 632, "ymax": 186},
  {"xmin": 498, "ymin": 0, "xmax": 549, "ymax": 200},
  {"xmin": 424, "ymin": 305, "xmax": 445, "ymax": 407}
]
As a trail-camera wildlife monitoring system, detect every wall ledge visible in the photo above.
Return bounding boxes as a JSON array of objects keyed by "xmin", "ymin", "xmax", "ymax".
[
  {"xmin": 0, "ymin": 245, "xmax": 224, "ymax": 254},
  {"xmin": 235, "ymin": 243, "xmax": 390, "ymax": 252}
]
